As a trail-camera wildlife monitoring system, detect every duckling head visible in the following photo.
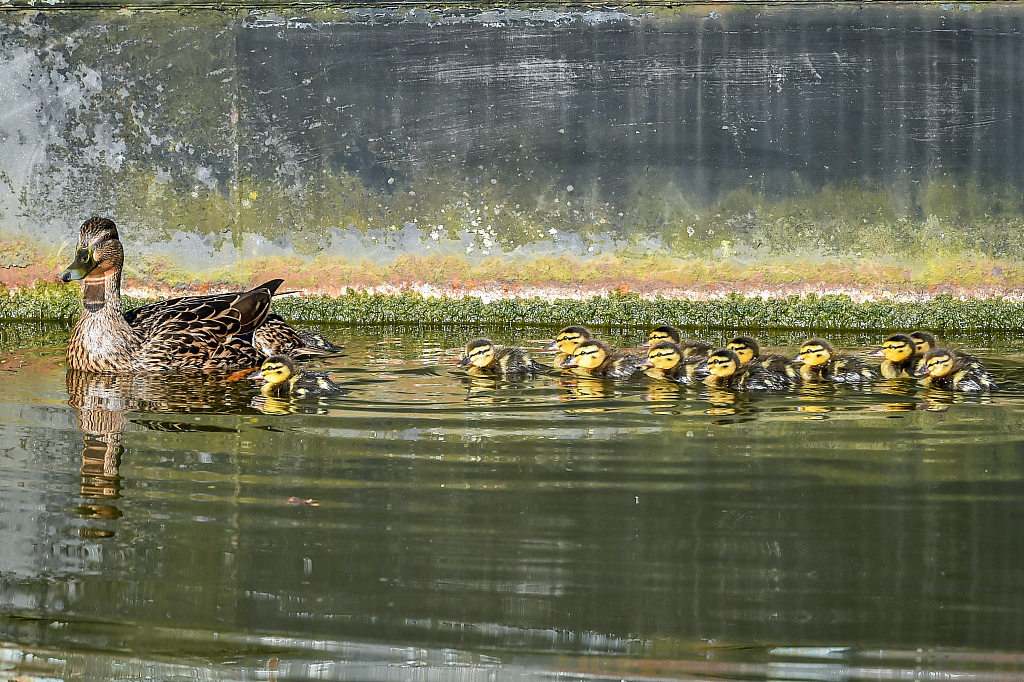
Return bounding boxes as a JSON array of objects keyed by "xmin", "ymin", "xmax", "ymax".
[
  {"xmin": 544, "ymin": 325, "xmax": 592, "ymax": 353},
  {"xmin": 705, "ymin": 348, "xmax": 741, "ymax": 379},
  {"xmin": 643, "ymin": 325, "xmax": 682, "ymax": 348},
  {"xmin": 260, "ymin": 354, "xmax": 296, "ymax": 387},
  {"xmin": 876, "ymin": 333, "xmax": 916, "ymax": 362},
  {"xmin": 642, "ymin": 341, "xmax": 682, "ymax": 370},
  {"xmin": 458, "ymin": 338, "xmax": 495, "ymax": 368},
  {"xmin": 564, "ymin": 339, "xmax": 609, "ymax": 370},
  {"xmin": 60, "ymin": 217, "xmax": 124, "ymax": 282},
  {"xmin": 726, "ymin": 335, "xmax": 759, "ymax": 364},
  {"xmin": 795, "ymin": 338, "xmax": 834, "ymax": 366},
  {"xmin": 916, "ymin": 349, "xmax": 955, "ymax": 378},
  {"xmin": 909, "ymin": 330, "xmax": 937, "ymax": 356}
]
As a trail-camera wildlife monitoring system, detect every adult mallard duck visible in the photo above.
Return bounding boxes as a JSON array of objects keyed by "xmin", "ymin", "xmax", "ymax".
[
  {"xmin": 703, "ymin": 348, "xmax": 790, "ymax": 391},
  {"xmin": 59, "ymin": 217, "xmax": 333, "ymax": 373},
  {"xmin": 726, "ymin": 335, "xmax": 801, "ymax": 385},
  {"xmin": 562, "ymin": 339, "xmax": 643, "ymax": 379},
  {"xmin": 257, "ymin": 355, "xmax": 348, "ymax": 398},
  {"xmin": 457, "ymin": 338, "xmax": 547, "ymax": 375},
  {"xmin": 641, "ymin": 341, "xmax": 707, "ymax": 384},
  {"xmin": 642, "ymin": 324, "xmax": 714, "ymax": 357},
  {"xmin": 544, "ymin": 325, "xmax": 593, "ymax": 369},
  {"xmin": 793, "ymin": 338, "xmax": 879, "ymax": 383},
  {"xmin": 914, "ymin": 348, "xmax": 998, "ymax": 392}
]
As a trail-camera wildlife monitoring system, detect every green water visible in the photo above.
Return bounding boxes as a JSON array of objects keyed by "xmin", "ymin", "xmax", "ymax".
[{"xmin": 0, "ymin": 323, "xmax": 1023, "ymax": 681}]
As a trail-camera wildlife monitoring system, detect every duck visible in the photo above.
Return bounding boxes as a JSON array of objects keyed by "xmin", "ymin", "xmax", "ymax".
[
  {"xmin": 793, "ymin": 338, "xmax": 880, "ymax": 383},
  {"xmin": 641, "ymin": 341, "xmax": 708, "ymax": 384},
  {"xmin": 642, "ymin": 324, "xmax": 714, "ymax": 357},
  {"xmin": 914, "ymin": 348, "xmax": 998, "ymax": 391},
  {"xmin": 562, "ymin": 339, "xmax": 643, "ymax": 379},
  {"xmin": 726, "ymin": 335, "xmax": 802, "ymax": 385},
  {"xmin": 872, "ymin": 333, "xmax": 920, "ymax": 378},
  {"xmin": 908, "ymin": 330, "xmax": 984, "ymax": 373},
  {"xmin": 59, "ymin": 217, "xmax": 335, "ymax": 373},
  {"xmin": 703, "ymin": 348, "xmax": 791, "ymax": 390},
  {"xmin": 544, "ymin": 325, "xmax": 593, "ymax": 369},
  {"xmin": 257, "ymin": 355, "xmax": 348, "ymax": 398},
  {"xmin": 457, "ymin": 338, "xmax": 547, "ymax": 375}
]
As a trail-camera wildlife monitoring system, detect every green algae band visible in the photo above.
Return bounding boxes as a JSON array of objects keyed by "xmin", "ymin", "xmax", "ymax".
[{"xmin": 7, "ymin": 283, "xmax": 1024, "ymax": 333}]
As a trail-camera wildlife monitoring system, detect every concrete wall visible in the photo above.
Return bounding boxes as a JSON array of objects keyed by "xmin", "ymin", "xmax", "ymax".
[{"xmin": 2, "ymin": 3, "xmax": 1023, "ymax": 298}]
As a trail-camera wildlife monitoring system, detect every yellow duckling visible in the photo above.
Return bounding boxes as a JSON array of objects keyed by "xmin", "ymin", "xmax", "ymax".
[
  {"xmin": 641, "ymin": 341, "xmax": 707, "ymax": 384},
  {"xmin": 703, "ymin": 348, "xmax": 790, "ymax": 390},
  {"xmin": 642, "ymin": 324, "xmax": 714, "ymax": 357},
  {"xmin": 258, "ymin": 355, "xmax": 347, "ymax": 398},
  {"xmin": 909, "ymin": 330, "xmax": 984, "ymax": 373},
  {"xmin": 457, "ymin": 338, "xmax": 547, "ymax": 375},
  {"xmin": 872, "ymin": 333, "xmax": 918, "ymax": 378},
  {"xmin": 914, "ymin": 348, "xmax": 998, "ymax": 391},
  {"xmin": 544, "ymin": 325, "xmax": 593, "ymax": 369},
  {"xmin": 726, "ymin": 335, "xmax": 801, "ymax": 385},
  {"xmin": 793, "ymin": 338, "xmax": 879, "ymax": 383},
  {"xmin": 562, "ymin": 339, "xmax": 643, "ymax": 379}
]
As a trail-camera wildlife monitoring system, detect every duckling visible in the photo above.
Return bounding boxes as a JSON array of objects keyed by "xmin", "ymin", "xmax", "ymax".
[
  {"xmin": 562, "ymin": 339, "xmax": 643, "ymax": 379},
  {"xmin": 457, "ymin": 338, "xmax": 547, "ymax": 375},
  {"xmin": 642, "ymin": 325, "xmax": 714, "ymax": 357},
  {"xmin": 914, "ymin": 348, "xmax": 998, "ymax": 391},
  {"xmin": 793, "ymin": 338, "xmax": 880, "ymax": 383},
  {"xmin": 544, "ymin": 325, "xmax": 593, "ymax": 369},
  {"xmin": 872, "ymin": 333, "xmax": 919, "ymax": 378},
  {"xmin": 703, "ymin": 348, "xmax": 790, "ymax": 391},
  {"xmin": 641, "ymin": 341, "xmax": 708, "ymax": 384},
  {"xmin": 726, "ymin": 335, "xmax": 802, "ymax": 385},
  {"xmin": 909, "ymin": 330, "xmax": 984, "ymax": 373},
  {"xmin": 258, "ymin": 355, "xmax": 347, "ymax": 398}
]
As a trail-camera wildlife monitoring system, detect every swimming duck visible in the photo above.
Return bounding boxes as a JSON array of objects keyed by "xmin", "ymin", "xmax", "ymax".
[
  {"xmin": 909, "ymin": 330, "xmax": 984, "ymax": 373},
  {"xmin": 641, "ymin": 341, "xmax": 708, "ymax": 384},
  {"xmin": 703, "ymin": 348, "xmax": 791, "ymax": 391},
  {"xmin": 544, "ymin": 325, "xmax": 593, "ymax": 369},
  {"xmin": 872, "ymin": 333, "xmax": 919, "ymax": 378},
  {"xmin": 59, "ymin": 217, "xmax": 333, "ymax": 373},
  {"xmin": 793, "ymin": 338, "xmax": 880, "ymax": 383},
  {"xmin": 562, "ymin": 339, "xmax": 643, "ymax": 379},
  {"xmin": 457, "ymin": 338, "xmax": 547, "ymax": 375},
  {"xmin": 726, "ymin": 335, "xmax": 802, "ymax": 385},
  {"xmin": 914, "ymin": 348, "xmax": 998, "ymax": 391},
  {"xmin": 642, "ymin": 325, "xmax": 714, "ymax": 357},
  {"xmin": 258, "ymin": 355, "xmax": 348, "ymax": 398}
]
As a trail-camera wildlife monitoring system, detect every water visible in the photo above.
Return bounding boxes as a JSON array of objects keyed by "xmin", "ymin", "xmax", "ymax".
[{"xmin": 0, "ymin": 322, "xmax": 1023, "ymax": 682}]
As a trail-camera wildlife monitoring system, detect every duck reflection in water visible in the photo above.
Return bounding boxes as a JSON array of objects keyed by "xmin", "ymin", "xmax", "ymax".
[{"xmin": 66, "ymin": 369, "xmax": 258, "ymax": 535}]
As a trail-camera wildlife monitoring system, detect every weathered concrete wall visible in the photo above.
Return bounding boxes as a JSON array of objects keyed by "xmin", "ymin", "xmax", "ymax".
[{"xmin": 2, "ymin": 2, "xmax": 1024, "ymax": 300}]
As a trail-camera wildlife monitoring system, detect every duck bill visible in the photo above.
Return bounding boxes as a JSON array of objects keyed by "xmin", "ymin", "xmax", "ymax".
[
  {"xmin": 457, "ymin": 356, "xmax": 473, "ymax": 367},
  {"xmin": 562, "ymin": 359, "xmax": 579, "ymax": 368},
  {"xmin": 912, "ymin": 367, "xmax": 930, "ymax": 377},
  {"xmin": 543, "ymin": 341, "xmax": 559, "ymax": 352},
  {"xmin": 791, "ymin": 355, "xmax": 805, "ymax": 364},
  {"xmin": 868, "ymin": 348, "xmax": 885, "ymax": 357},
  {"xmin": 640, "ymin": 359, "xmax": 654, "ymax": 368},
  {"xmin": 59, "ymin": 247, "xmax": 97, "ymax": 282}
]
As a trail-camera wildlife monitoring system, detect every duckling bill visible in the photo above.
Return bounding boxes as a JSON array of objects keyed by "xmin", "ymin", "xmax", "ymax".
[{"xmin": 458, "ymin": 338, "xmax": 547, "ymax": 375}]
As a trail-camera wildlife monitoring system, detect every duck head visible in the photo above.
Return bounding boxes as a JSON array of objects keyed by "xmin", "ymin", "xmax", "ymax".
[
  {"xmin": 705, "ymin": 348, "xmax": 741, "ymax": 379},
  {"xmin": 874, "ymin": 333, "xmax": 916, "ymax": 362},
  {"xmin": 915, "ymin": 349, "xmax": 955, "ymax": 378},
  {"xmin": 458, "ymin": 338, "xmax": 495, "ymax": 368},
  {"xmin": 544, "ymin": 325, "xmax": 592, "ymax": 353},
  {"xmin": 794, "ymin": 338, "xmax": 834, "ymax": 366},
  {"xmin": 563, "ymin": 339, "xmax": 609, "ymax": 370},
  {"xmin": 909, "ymin": 331, "xmax": 937, "ymax": 357},
  {"xmin": 726, "ymin": 335, "xmax": 759, "ymax": 364},
  {"xmin": 642, "ymin": 325, "xmax": 682, "ymax": 348},
  {"xmin": 259, "ymin": 354, "xmax": 296, "ymax": 387},
  {"xmin": 642, "ymin": 341, "xmax": 682, "ymax": 370},
  {"xmin": 60, "ymin": 217, "xmax": 123, "ymax": 282}
]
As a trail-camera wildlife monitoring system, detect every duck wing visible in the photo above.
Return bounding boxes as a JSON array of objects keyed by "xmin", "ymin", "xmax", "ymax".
[{"xmin": 124, "ymin": 279, "xmax": 284, "ymax": 338}]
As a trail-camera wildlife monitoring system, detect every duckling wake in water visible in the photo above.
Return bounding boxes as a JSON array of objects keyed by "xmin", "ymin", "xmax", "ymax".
[
  {"xmin": 544, "ymin": 326, "xmax": 592, "ymax": 369},
  {"xmin": 562, "ymin": 339, "xmax": 643, "ymax": 379},
  {"xmin": 641, "ymin": 341, "xmax": 707, "ymax": 384},
  {"xmin": 257, "ymin": 355, "xmax": 348, "ymax": 398},
  {"xmin": 457, "ymin": 338, "xmax": 547, "ymax": 375},
  {"xmin": 794, "ymin": 338, "xmax": 879, "ymax": 383},
  {"xmin": 914, "ymin": 348, "xmax": 998, "ymax": 392},
  {"xmin": 703, "ymin": 348, "xmax": 791, "ymax": 391},
  {"xmin": 726, "ymin": 335, "xmax": 801, "ymax": 385},
  {"xmin": 641, "ymin": 325, "xmax": 714, "ymax": 357}
]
